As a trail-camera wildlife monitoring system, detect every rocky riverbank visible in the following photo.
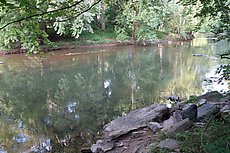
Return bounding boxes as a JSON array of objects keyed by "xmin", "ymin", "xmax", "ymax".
[{"xmin": 82, "ymin": 91, "xmax": 230, "ymax": 153}]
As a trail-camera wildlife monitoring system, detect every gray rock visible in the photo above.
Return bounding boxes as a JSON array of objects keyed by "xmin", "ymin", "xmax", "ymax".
[
  {"xmin": 198, "ymin": 99, "xmax": 207, "ymax": 106},
  {"xmin": 219, "ymin": 95, "xmax": 230, "ymax": 103},
  {"xmin": 182, "ymin": 104, "xmax": 197, "ymax": 121},
  {"xmin": 104, "ymin": 104, "xmax": 169, "ymax": 139},
  {"xmin": 81, "ymin": 148, "xmax": 92, "ymax": 153},
  {"xmin": 162, "ymin": 118, "xmax": 193, "ymax": 133},
  {"xmin": 157, "ymin": 139, "xmax": 179, "ymax": 150},
  {"xmin": 197, "ymin": 103, "xmax": 219, "ymax": 120},
  {"xmin": 198, "ymin": 91, "xmax": 223, "ymax": 101},
  {"xmin": 91, "ymin": 139, "xmax": 114, "ymax": 153},
  {"xmin": 164, "ymin": 96, "xmax": 180, "ymax": 102},
  {"xmin": 177, "ymin": 101, "xmax": 186, "ymax": 109},
  {"xmin": 147, "ymin": 122, "xmax": 163, "ymax": 133},
  {"xmin": 220, "ymin": 105, "xmax": 230, "ymax": 113},
  {"xmin": 161, "ymin": 116, "xmax": 176, "ymax": 132},
  {"xmin": 131, "ymin": 131, "xmax": 147, "ymax": 138},
  {"xmin": 173, "ymin": 110, "xmax": 183, "ymax": 122},
  {"xmin": 170, "ymin": 118, "xmax": 193, "ymax": 133}
]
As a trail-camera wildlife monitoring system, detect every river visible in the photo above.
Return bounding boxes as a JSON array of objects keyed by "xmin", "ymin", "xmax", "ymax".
[{"xmin": 0, "ymin": 38, "xmax": 229, "ymax": 152}]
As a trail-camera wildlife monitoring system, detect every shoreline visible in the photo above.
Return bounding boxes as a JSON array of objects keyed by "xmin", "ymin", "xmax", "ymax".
[
  {"xmin": 0, "ymin": 39, "xmax": 192, "ymax": 55},
  {"xmin": 87, "ymin": 91, "xmax": 230, "ymax": 153}
]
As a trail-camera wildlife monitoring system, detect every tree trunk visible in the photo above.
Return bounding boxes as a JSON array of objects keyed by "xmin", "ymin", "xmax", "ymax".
[{"xmin": 99, "ymin": 0, "xmax": 105, "ymax": 30}]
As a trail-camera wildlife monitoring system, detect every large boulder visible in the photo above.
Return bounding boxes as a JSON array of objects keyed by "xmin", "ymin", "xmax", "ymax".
[
  {"xmin": 104, "ymin": 104, "xmax": 169, "ymax": 139},
  {"xmin": 181, "ymin": 104, "xmax": 197, "ymax": 121},
  {"xmin": 197, "ymin": 103, "xmax": 219, "ymax": 120},
  {"xmin": 162, "ymin": 118, "xmax": 193, "ymax": 133}
]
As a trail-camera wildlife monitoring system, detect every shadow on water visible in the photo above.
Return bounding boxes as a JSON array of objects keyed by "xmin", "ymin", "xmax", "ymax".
[{"xmin": 0, "ymin": 38, "xmax": 229, "ymax": 152}]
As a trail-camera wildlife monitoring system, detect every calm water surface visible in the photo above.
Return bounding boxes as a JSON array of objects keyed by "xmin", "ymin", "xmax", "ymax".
[{"xmin": 0, "ymin": 38, "xmax": 229, "ymax": 152}]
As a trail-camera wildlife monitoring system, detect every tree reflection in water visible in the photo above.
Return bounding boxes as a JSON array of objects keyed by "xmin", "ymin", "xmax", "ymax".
[{"xmin": 0, "ymin": 38, "xmax": 229, "ymax": 152}]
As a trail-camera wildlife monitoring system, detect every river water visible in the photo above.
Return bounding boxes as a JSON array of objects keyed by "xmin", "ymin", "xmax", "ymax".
[{"xmin": 0, "ymin": 38, "xmax": 229, "ymax": 152}]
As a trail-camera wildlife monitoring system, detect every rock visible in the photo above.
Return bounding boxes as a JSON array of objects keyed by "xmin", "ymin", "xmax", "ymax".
[
  {"xmin": 197, "ymin": 103, "xmax": 219, "ymax": 120},
  {"xmin": 194, "ymin": 122, "xmax": 206, "ymax": 128},
  {"xmin": 164, "ymin": 96, "xmax": 180, "ymax": 102},
  {"xmin": 0, "ymin": 61, "xmax": 3, "ymax": 64},
  {"xmin": 161, "ymin": 116, "xmax": 176, "ymax": 132},
  {"xmin": 104, "ymin": 104, "xmax": 169, "ymax": 139},
  {"xmin": 182, "ymin": 104, "xmax": 197, "ymax": 121},
  {"xmin": 220, "ymin": 105, "xmax": 230, "ymax": 113},
  {"xmin": 131, "ymin": 131, "xmax": 147, "ymax": 138},
  {"xmin": 141, "ymin": 143, "xmax": 156, "ymax": 153},
  {"xmin": 173, "ymin": 110, "xmax": 183, "ymax": 122},
  {"xmin": 81, "ymin": 148, "xmax": 92, "ymax": 153},
  {"xmin": 147, "ymin": 122, "xmax": 163, "ymax": 133},
  {"xmin": 198, "ymin": 91, "xmax": 223, "ymax": 101},
  {"xmin": 198, "ymin": 99, "xmax": 207, "ymax": 106},
  {"xmin": 162, "ymin": 118, "xmax": 193, "ymax": 133},
  {"xmin": 219, "ymin": 95, "xmax": 230, "ymax": 103},
  {"xmin": 91, "ymin": 139, "xmax": 114, "ymax": 153},
  {"xmin": 177, "ymin": 101, "xmax": 186, "ymax": 109},
  {"xmin": 157, "ymin": 139, "xmax": 179, "ymax": 150}
]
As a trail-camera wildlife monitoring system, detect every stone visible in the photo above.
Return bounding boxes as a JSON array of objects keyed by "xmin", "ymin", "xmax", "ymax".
[
  {"xmin": 147, "ymin": 122, "xmax": 163, "ymax": 133},
  {"xmin": 157, "ymin": 139, "xmax": 179, "ymax": 150},
  {"xmin": 161, "ymin": 116, "xmax": 176, "ymax": 132},
  {"xmin": 81, "ymin": 148, "xmax": 92, "ymax": 153},
  {"xmin": 0, "ymin": 61, "xmax": 3, "ymax": 64},
  {"xmin": 220, "ymin": 105, "xmax": 230, "ymax": 113},
  {"xmin": 177, "ymin": 101, "xmax": 186, "ymax": 109},
  {"xmin": 131, "ymin": 131, "xmax": 147, "ymax": 138},
  {"xmin": 173, "ymin": 110, "xmax": 183, "ymax": 122},
  {"xmin": 164, "ymin": 96, "xmax": 180, "ymax": 102},
  {"xmin": 198, "ymin": 99, "xmax": 207, "ymax": 106},
  {"xmin": 90, "ymin": 139, "xmax": 114, "ymax": 153},
  {"xmin": 198, "ymin": 91, "xmax": 223, "ymax": 101},
  {"xmin": 103, "ymin": 104, "xmax": 169, "ymax": 139},
  {"xmin": 197, "ymin": 103, "xmax": 219, "ymax": 120},
  {"xmin": 182, "ymin": 104, "xmax": 197, "ymax": 121},
  {"xmin": 219, "ymin": 95, "xmax": 230, "ymax": 103},
  {"xmin": 162, "ymin": 118, "xmax": 193, "ymax": 133}
]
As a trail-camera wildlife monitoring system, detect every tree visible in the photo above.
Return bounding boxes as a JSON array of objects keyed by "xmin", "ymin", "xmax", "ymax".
[
  {"xmin": 179, "ymin": 0, "xmax": 230, "ymax": 81},
  {"xmin": 180, "ymin": 0, "xmax": 230, "ymax": 40},
  {"xmin": 0, "ymin": 0, "xmax": 101, "ymax": 53}
]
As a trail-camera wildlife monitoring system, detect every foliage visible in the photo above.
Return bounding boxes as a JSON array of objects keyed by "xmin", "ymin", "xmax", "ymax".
[
  {"xmin": 115, "ymin": 0, "xmax": 200, "ymax": 42},
  {"xmin": 216, "ymin": 64, "xmax": 230, "ymax": 82},
  {"xmin": 176, "ymin": 114, "xmax": 230, "ymax": 153},
  {"xmin": 152, "ymin": 114, "xmax": 230, "ymax": 153},
  {"xmin": 0, "ymin": 0, "xmax": 101, "ymax": 53},
  {"xmin": 185, "ymin": 95, "xmax": 199, "ymax": 103},
  {"xmin": 180, "ymin": 0, "xmax": 230, "ymax": 40}
]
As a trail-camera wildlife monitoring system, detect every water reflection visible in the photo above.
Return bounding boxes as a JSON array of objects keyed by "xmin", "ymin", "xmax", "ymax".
[{"xmin": 0, "ymin": 38, "xmax": 229, "ymax": 152}]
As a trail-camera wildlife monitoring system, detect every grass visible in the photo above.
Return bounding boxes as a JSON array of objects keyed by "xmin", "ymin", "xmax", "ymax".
[
  {"xmin": 151, "ymin": 114, "xmax": 230, "ymax": 153},
  {"xmin": 177, "ymin": 114, "xmax": 230, "ymax": 153},
  {"xmin": 53, "ymin": 28, "xmax": 117, "ymax": 47}
]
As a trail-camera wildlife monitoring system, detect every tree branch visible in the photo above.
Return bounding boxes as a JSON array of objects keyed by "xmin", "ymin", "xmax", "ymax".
[
  {"xmin": 0, "ymin": 0, "xmax": 85, "ymax": 30},
  {"xmin": 56, "ymin": 0, "xmax": 101, "ymax": 22}
]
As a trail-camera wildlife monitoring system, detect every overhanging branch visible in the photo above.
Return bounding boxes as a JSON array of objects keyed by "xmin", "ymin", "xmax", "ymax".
[
  {"xmin": 0, "ymin": 0, "xmax": 88, "ymax": 30},
  {"xmin": 57, "ymin": 0, "xmax": 101, "ymax": 22}
]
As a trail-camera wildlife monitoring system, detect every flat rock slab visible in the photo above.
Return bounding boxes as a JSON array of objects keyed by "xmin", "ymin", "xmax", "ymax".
[{"xmin": 104, "ymin": 104, "xmax": 169, "ymax": 139}]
